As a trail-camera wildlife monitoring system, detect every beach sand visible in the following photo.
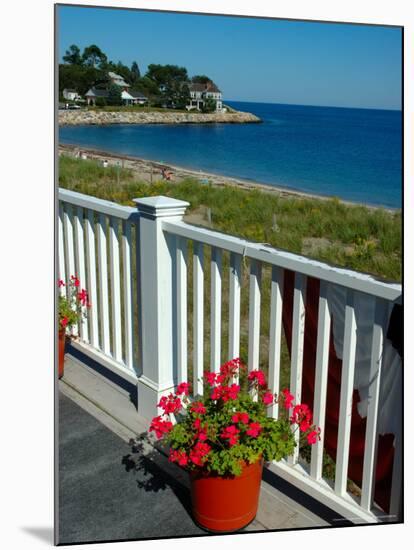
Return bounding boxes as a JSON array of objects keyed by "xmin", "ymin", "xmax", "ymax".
[{"xmin": 58, "ymin": 144, "xmax": 395, "ymax": 212}]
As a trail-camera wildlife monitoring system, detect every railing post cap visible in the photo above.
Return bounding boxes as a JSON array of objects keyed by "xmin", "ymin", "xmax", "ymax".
[{"xmin": 134, "ymin": 195, "xmax": 190, "ymax": 219}]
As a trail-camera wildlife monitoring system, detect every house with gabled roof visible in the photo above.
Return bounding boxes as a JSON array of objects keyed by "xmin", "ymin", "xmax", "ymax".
[
  {"xmin": 187, "ymin": 81, "xmax": 223, "ymax": 112},
  {"xmin": 108, "ymin": 71, "xmax": 130, "ymax": 90}
]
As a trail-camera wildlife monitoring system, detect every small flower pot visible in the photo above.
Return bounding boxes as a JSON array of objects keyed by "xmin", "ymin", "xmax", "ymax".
[
  {"xmin": 189, "ymin": 458, "xmax": 263, "ymax": 533},
  {"xmin": 58, "ymin": 329, "xmax": 66, "ymax": 379}
]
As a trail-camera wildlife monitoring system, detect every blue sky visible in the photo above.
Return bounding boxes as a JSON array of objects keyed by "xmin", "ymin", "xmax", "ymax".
[{"xmin": 57, "ymin": 5, "xmax": 402, "ymax": 110}]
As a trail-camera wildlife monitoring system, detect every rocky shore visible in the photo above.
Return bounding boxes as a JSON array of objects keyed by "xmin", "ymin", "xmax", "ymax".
[{"xmin": 58, "ymin": 108, "xmax": 261, "ymax": 126}]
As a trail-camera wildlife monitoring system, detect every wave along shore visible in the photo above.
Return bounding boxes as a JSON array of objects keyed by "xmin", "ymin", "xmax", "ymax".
[
  {"xmin": 58, "ymin": 144, "xmax": 396, "ymax": 212},
  {"xmin": 58, "ymin": 109, "xmax": 261, "ymax": 126}
]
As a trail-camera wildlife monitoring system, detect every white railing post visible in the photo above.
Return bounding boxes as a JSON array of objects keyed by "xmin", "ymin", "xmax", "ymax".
[{"xmin": 134, "ymin": 196, "xmax": 189, "ymax": 421}]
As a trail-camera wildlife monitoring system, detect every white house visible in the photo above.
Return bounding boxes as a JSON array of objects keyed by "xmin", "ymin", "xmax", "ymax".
[
  {"xmin": 63, "ymin": 88, "xmax": 81, "ymax": 101},
  {"xmin": 84, "ymin": 87, "xmax": 109, "ymax": 105},
  {"xmin": 108, "ymin": 71, "xmax": 130, "ymax": 90},
  {"xmin": 187, "ymin": 82, "xmax": 223, "ymax": 112},
  {"xmin": 121, "ymin": 90, "xmax": 148, "ymax": 105}
]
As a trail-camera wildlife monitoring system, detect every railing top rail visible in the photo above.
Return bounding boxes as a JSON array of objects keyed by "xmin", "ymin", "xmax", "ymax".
[
  {"xmin": 163, "ymin": 220, "xmax": 402, "ymax": 302},
  {"xmin": 58, "ymin": 188, "xmax": 139, "ymax": 221}
]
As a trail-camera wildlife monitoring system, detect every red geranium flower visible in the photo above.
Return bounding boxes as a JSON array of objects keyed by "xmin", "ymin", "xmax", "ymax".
[
  {"xmin": 204, "ymin": 371, "xmax": 217, "ymax": 386},
  {"xmin": 262, "ymin": 391, "xmax": 274, "ymax": 405},
  {"xmin": 290, "ymin": 404, "xmax": 312, "ymax": 426},
  {"xmin": 220, "ymin": 425, "xmax": 240, "ymax": 446},
  {"xmin": 70, "ymin": 275, "xmax": 80, "ymax": 287},
  {"xmin": 149, "ymin": 416, "xmax": 174, "ymax": 439},
  {"xmin": 189, "ymin": 441, "xmax": 211, "ymax": 465},
  {"xmin": 248, "ymin": 370, "xmax": 267, "ymax": 387},
  {"xmin": 307, "ymin": 429, "xmax": 320, "ymax": 445},
  {"xmin": 221, "ymin": 383, "xmax": 240, "ymax": 402},
  {"xmin": 169, "ymin": 449, "xmax": 188, "ymax": 466},
  {"xmin": 176, "ymin": 382, "xmax": 190, "ymax": 396},
  {"xmin": 231, "ymin": 412, "xmax": 249, "ymax": 425},
  {"xmin": 158, "ymin": 394, "xmax": 182, "ymax": 415},
  {"xmin": 190, "ymin": 401, "xmax": 206, "ymax": 414},
  {"xmin": 60, "ymin": 316, "xmax": 69, "ymax": 328},
  {"xmin": 246, "ymin": 422, "xmax": 262, "ymax": 438},
  {"xmin": 281, "ymin": 388, "xmax": 295, "ymax": 409},
  {"xmin": 58, "ymin": 279, "xmax": 65, "ymax": 287}
]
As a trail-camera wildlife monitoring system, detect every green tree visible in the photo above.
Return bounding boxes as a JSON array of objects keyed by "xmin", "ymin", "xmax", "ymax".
[
  {"xmin": 146, "ymin": 64, "xmax": 189, "ymax": 90},
  {"xmin": 131, "ymin": 61, "xmax": 141, "ymax": 82},
  {"xmin": 59, "ymin": 64, "xmax": 104, "ymax": 95},
  {"xmin": 82, "ymin": 45, "xmax": 108, "ymax": 69},
  {"xmin": 107, "ymin": 83, "xmax": 123, "ymax": 106},
  {"xmin": 191, "ymin": 75, "xmax": 212, "ymax": 84},
  {"xmin": 201, "ymin": 97, "xmax": 217, "ymax": 113},
  {"xmin": 63, "ymin": 44, "xmax": 82, "ymax": 65}
]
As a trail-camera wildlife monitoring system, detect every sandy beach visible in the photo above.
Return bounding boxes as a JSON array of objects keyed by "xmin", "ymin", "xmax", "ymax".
[{"xmin": 58, "ymin": 143, "xmax": 396, "ymax": 212}]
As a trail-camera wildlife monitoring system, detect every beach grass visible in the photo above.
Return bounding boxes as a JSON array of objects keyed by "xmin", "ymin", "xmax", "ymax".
[{"xmin": 59, "ymin": 154, "xmax": 401, "ymax": 281}]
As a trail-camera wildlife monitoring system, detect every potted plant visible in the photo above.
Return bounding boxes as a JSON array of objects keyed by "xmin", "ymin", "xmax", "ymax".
[
  {"xmin": 149, "ymin": 358, "xmax": 320, "ymax": 533},
  {"xmin": 58, "ymin": 275, "xmax": 90, "ymax": 379}
]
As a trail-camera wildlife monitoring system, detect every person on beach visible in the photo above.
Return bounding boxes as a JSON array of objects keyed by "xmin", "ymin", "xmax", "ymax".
[{"xmin": 161, "ymin": 167, "xmax": 173, "ymax": 181}]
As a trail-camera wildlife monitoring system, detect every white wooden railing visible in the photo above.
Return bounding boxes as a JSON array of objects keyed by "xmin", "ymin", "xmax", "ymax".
[{"xmin": 58, "ymin": 188, "xmax": 402, "ymax": 525}]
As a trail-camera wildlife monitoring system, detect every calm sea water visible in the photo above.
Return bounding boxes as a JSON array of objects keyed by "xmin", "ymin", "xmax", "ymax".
[{"xmin": 59, "ymin": 101, "xmax": 402, "ymax": 208}]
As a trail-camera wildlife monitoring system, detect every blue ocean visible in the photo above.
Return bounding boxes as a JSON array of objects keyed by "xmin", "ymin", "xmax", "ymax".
[{"xmin": 59, "ymin": 101, "xmax": 402, "ymax": 208}]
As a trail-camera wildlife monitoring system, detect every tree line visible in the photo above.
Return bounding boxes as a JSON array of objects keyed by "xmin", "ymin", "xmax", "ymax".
[{"xmin": 59, "ymin": 44, "xmax": 217, "ymax": 110}]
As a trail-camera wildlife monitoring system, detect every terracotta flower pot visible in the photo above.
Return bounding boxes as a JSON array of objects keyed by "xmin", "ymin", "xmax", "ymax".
[
  {"xmin": 190, "ymin": 458, "xmax": 263, "ymax": 532},
  {"xmin": 58, "ymin": 329, "xmax": 66, "ymax": 379}
]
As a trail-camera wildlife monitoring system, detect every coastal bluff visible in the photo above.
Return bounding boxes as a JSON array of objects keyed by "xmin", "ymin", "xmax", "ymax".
[{"xmin": 58, "ymin": 109, "xmax": 261, "ymax": 126}]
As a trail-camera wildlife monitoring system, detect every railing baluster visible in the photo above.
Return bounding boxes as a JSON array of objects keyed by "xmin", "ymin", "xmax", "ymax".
[
  {"xmin": 74, "ymin": 206, "xmax": 89, "ymax": 342},
  {"xmin": 288, "ymin": 272, "xmax": 307, "ymax": 465},
  {"xmin": 176, "ymin": 236, "xmax": 188, "ymax": 385},
  {"xmin": 361, "ymin": 298, "xmax": 388, "ymax": 510},
  {"xmin": 210, "ymin": 247, "xmax": 222, "ymax": 373},
  {"xmin": 109, "ymin": 216, "xmax": 123, "ymax": 362},
  {"xmin": 268, "ymin": 266, "xmax": 284, "ymax": 418},
  {"xmin": 248, "ymin": 259, "xmax": 262, "ymax": 373},
  {"xmin": 63, "ymin": 204, "xmax": 77, "ymax": 336},
  {"xmin": 58, "ymin": 205, "xmax": 66, "ymax": 296},
  {"xmin": 85, "ymin": 209, "xmax": 99, "ymax": 349},
  {"xmin": 335, "ymin": 289, "xmax": 357, "ymax": 495},
  {"xmin": 122, "ymin": 220, "xmax": 134, "ymax": 370},
  {"xmin": 229, "ymin": 252, "xmax": 242, "ymax": 361},
  {"xmin": 193, "ymin": 242, "xmax": 204, "ymax": 396},
  {"xmin": 389, "ymin": 430, "xmax": 402, "ymax": 521},
  {"xmin": 310, "ymin": 281, "xmax": 331, "ymax": 480},
  {"xmin": 97, "ymin": 213, "xmax": 110, "ymax": 355}
]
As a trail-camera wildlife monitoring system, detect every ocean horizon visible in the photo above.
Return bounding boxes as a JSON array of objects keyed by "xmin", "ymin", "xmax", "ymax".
[{"xmin": 59, "ymin": 100, "xmax": 402, "ymax": 208}]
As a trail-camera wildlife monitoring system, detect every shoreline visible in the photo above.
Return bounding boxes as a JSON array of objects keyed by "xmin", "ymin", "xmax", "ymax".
[
  {"xmin": 58, "ymin": 143, "xmax": 398, "ymax": 213},
  {"xmin": 58, "ymin": 108, "xmax": 262, "ymax": 126}
]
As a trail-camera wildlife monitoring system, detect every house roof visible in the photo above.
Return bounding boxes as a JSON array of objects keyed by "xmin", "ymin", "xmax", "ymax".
[
  {"xmin": 108, "ymin": 71, "xmax": 130, "ymax": 87},
  {"xmin": 188, "ymin": 81, "xmax": 222, "ymax": 94},
  {"xmin": 85, "ymin": 88, "xmax": 109, "ymax": 98},
  {"xmin": 63, "ymin": 88, "xmax": 77, "ymax": 93},
  {"xmin": 129, "ymin": 90, "xmax": 148, "ymax": 99}
]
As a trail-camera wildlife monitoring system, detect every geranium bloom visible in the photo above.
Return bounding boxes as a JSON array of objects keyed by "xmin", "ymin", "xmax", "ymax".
[
  {"xmin": 307, "ymin": 430, "xmax": 320, "ymax": 445},
  {"xmin": 78, "ymin": 289, "xmax": 88, "ymax": 306},
  {"xmin": 58, "ymin": 279, "xmax": 65, "ymax": 287},
  {"xmin": 70, "ymin": 275, "xmax": 80, "ymax": 287},
  {"xmin": 211, "ymin": 386, "xmax": 222, "ymax": 400},
  {"xmin": 221, "ymin": 383, "xmax": 240, "ymax": 402},
  {"xmin": 246, "ymin": 422, "xmax": 262, "ymax": 438},
  {"xmin": 60, "ymin": 316, "xmax": 69, "ymax": 328},
  {"xmin": 176, "ymin": 382, "xmax": 190, "ymax": 396},
  {"xmin": 220, "ymin": 425, "xmax": 240, "ymax": 446},
  {"xmin": 262, "ymin": 391, "xmax": 274, "ymax": 405},
  {"xmin": 193, "ymin": 418, "xmax": 202, "ymax": 430},
  {"xmin": 190, "ymin": 401, "xmax": 206, "ymax": 414},
  {"xmin": 219, "ymin": 358, "xmax": 241, "ymax": 379},
  {"xmin": 149, "ymin": 416, "xmax": 174, "ymax": 439},
  {"xmin": 169, "ymin": 449, "xmax": 189, "ymax": 466},
  {"xmin": 158, "ymin": 394, "xmax": 182, "ymax": 414},
  {"xmin": 204, "ymin": 371, "xmax": 217, "ymax": 386},
  {"xmin": 299, "ymin": 419, "xmax": 312, "ymax": 432},
  {"xmin": 231, "ymin": 412, "xmax": 249, "ymax": 424},
  {"xmin": 281, "ymin": 388, "xmax": 295, "ymax": 409},
  {"xmin": 248, "ymin": 370, "xmax": 267, "ymax": 387},
  {"xmin": 189, "ymin": 441, "xmax": 211, "ymax": 465},
  {"xmin": 290, "ymin": 404, "xmax": 312, "ymax": 426}
]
